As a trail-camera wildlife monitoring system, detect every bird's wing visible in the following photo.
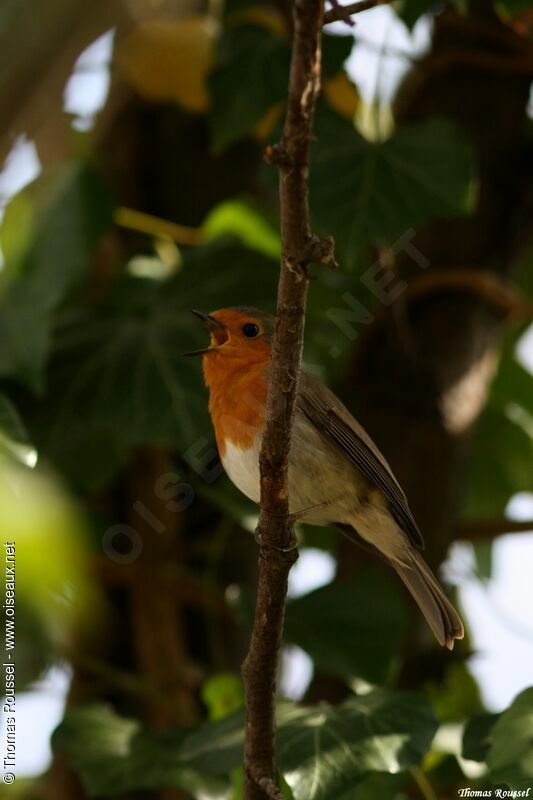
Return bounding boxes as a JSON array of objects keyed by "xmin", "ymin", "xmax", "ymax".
[{"xmin": 298, "ymin": 370, "xmax": 424, "ymax": 550}]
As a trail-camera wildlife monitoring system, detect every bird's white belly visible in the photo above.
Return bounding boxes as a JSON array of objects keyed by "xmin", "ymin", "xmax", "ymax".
[
  {"xmin": 219, "ymin": 421, "xmax": 410, "ymax": 570},
  {"xmin": 220, "ymin": 417, "xmax": 364, "ymax": 526},
  {"xmin": 221, "ymin": 439, "xmax": 261, "ymax": 504}
]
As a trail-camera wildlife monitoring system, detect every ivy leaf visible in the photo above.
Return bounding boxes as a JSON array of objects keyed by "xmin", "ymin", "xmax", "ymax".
[
  {"xmin": 462, "ymin": 713, "xmax": 500, "ymax": 763},
  {"xmin": 426, "ymin": 662, "xmax": 483, "ymax": 723},
  {"xmin": 341, "ymin": 773, "xmax": 410, "ymax": 799},
  {"xmin": 322, "ymin": 32, "xmax": 354, "ymax": 78},
  {"xmin": 0, "ymin": 392, "xmax": 28, "ymax": 446},
  {"xmin": 52, "ymin": 705, "xmax": 139, "ymax": 795},
  {"xmin": 395, "ymin": 0, "xmax": 437, "ymax": 30},
  {"xmin": 0, "ymin": 162, "xmax": 113, "ymax": 390},
  {"xmin": 56, "ymin": 692, "xmax": 437, "ymax": 799},
  {"xmin": 495, "ymin": 0, "xmax": 533, "ymax": 15},
  {"xmin": 179, "ymin": 706, "xmax": 246, "ymax": 775},
  {"xmin": 277, "ymin": 693, "xmax": 438, "ymax": 800},
  {"xmin": 462, "ymin": 406, "xmax": 533, "ymax": 519},
  {"xmin": 472, "ymin": 539, "xmax": 493, "ymax": 581},
  {"xmin": 0, "ymin": 391, "xmax": 35, "ymax": 466},
  {"xmin": 284, "ymin": 570, "xmax": 407, "ymax": 685},
  {"xmin": 29, "ymin": 242, "xmax": 277, "ymax": 487},
  {"xmin": 462, "ymin": 330, "xmax": 533, "ymax": 519},
  {"xmin": 486, "ymin": 688, "xmax": 533, "ymax": 791},
  {"xmin": 310, "ymin": 108, "xmax": 475, "ymax": 269},
  {"xmin": 52, "ymin": 705, "xmax": 227, "ymax": 798},
  {"xmin": 490, "ymin": 349, "xmax": 533, "ymax": 417},
  {"xmin": 208, "ymin": 25, "xmax": 290, "ymax": 152},
  {"xmin": 180, "ymin": 690, "xmax": 438, "ymax": 800},
  {"xmin": 208, "ymin": 26, "xmax": 353, "ymax": 152}
]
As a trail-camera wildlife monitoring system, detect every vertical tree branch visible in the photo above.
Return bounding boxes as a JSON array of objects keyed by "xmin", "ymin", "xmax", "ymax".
[{"xmin": 241, "ymin": 1, "xmax": 335, "ymax": 798}]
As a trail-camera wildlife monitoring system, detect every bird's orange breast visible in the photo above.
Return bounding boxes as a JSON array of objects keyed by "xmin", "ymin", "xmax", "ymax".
[{"xmin": 202, "ymin": 352, "xmax": 268, "ymax": 457}]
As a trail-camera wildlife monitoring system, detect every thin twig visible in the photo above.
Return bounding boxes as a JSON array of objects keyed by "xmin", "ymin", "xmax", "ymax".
[
  {"xmin": 241, "ymin": 0, "xmax": 334, "ymax": 798},
  {"xmin": 409, "ymin": 766, "xmax": 440, "ymax": 800},
  {"xmin": 324, "ymin": 0, "xmax": 394, "ymax": 25},
  {"xmin": 327, "ymin": 0, "xmax": 356, "ymax": 26},
  {"xmin": 114, "ymin": 207, "xmax": 202, "ymax": 245},
  {"xmin": 372, "ymin": 267, "xmax": 533, "ymax": 328},
  {"xmin": 406, "ymin": 268, "xmax": 533, "ymax": 320}
]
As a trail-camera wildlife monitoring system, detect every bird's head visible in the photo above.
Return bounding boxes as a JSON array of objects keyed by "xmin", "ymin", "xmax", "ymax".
[{"xmin": 185, "ymin": 307, "xmax": 274, "ymax": 364}]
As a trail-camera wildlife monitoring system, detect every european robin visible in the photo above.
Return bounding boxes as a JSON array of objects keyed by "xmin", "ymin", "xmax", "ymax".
[{"xmin": 188, "ymin": 306, "xmax": 464, "ymax": 649}]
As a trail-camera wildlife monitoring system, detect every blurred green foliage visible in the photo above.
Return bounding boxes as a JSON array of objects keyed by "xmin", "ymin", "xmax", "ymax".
[
  {"xmin": 54, "ymin": 689, "xmax": 438, "ymax": 799},
  {"xmin": 285, "ymin": 569, "xmax": 408, "ymax": 684},
  {"xmin": 311, "ymin": 109, "xmax": 475, "ymax": 267},
  {"xmin": 0, "ymin": 162, "xmax": 113, "ymax": 390}
]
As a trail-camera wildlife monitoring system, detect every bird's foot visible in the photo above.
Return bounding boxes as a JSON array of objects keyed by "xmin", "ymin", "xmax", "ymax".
[
  {"xmin": 289, "ymin": 499, "xmax": 332, "ymax": 524},
  {"xmin": 252, "ymin": 500, "xmax": 332, "ymax": 552},
  {"xmin": 254, "ymin": 529, "xmax": 299, "ymax": 553}
]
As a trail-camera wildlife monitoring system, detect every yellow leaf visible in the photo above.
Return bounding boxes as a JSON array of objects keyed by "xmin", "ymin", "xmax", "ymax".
[
  {"xmin": 115, "ymin": 17, "xmax": 218, "ymax": 111},
  {"xmin": 253, "ymin": 101, "xmax": 285, "ymax": 142},
  {"xmin": 323, "ymin": 72, "xmax": 359, "ymax": 121}
]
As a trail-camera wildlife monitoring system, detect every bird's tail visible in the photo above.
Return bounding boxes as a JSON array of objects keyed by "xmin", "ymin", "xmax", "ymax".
[{"xmin": 392, "ymin": 549, "xmax": 464, "ymax": 649}]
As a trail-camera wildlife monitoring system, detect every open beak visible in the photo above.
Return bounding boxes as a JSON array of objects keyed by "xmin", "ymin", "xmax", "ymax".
[{"xmin": 183, "ymin": 309, "xmax": 227, "ymax": 357}]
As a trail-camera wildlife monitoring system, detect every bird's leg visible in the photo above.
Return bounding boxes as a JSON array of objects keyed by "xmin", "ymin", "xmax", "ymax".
[
  {"xmin": 253, "ymin": 498, "xmax": 335, "ymax": 551},
  {"xmin": 289, "ymin": 498, "xmax": 333, "ymax": 523}
]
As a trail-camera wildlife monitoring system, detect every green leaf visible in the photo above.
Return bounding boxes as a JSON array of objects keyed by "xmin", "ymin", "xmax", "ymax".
[
  {"xmin": 0, "ymin": 456, "xmax": 93, "ymax": 646},
  {"xmin": 395, "ymin": 0, "xmax": 436, "ymax": 30},
  {"xmin": 472, "ymin": 539, "xmax": 493, "ymax": 581},
  {"xmin": 58, "ymin": 694, "xmax": 436, "ymax": 798},
  {"xmin": 515, "ymin": 243, "xmax": 533, "ymax": 297},
  {"xmin": 495, "ymin": 0, "xmax": 533, "ymax": 16},
  {"xmin": 277, "ymin": 693, "xmax": 438, "ymax": 800},
  {"xmin": 28, "ymin": 241, "xmax": 277, "ymax": 487},
  {"xmin": 322, "ymin": 33, "xmax": 354, "ymax": 78},
  {"xmin": 0, "ymin": 391, "xmax": 28, "ymax": 444},
  {"xmin": 208, "ymin": 25, "xmax": 290, "ymax": 152},
  {"xmin": 426, "ymin": 662, "xmax": 483, "ymax": 722},
  {"xmin": 9, "ymin": 599, "xmax": 55, "ymax": 689},
  {"xmin": 461, "ymin": 329, "xmax": 533, "ymax": 519},
  {"xmin": 490, "ymin": 350, "xmax": 533, "ymax": 417},
  {"xmin": 52, "ymin": 705, "xmax": 228, "ymax": 798},
  {"xmin": 486, "ymin": 688, "xmax": 533, "ymax": 791},
  {"xmin": 339, "ymin": 772, "xmax": 408, "ymax": 800},
  {"xmin": 462, "ymin": 713, "xmax": 500, "ymax": 762},
  {"xmin": 285, "ymin": 570, "xmax": 407, "ymax": 685},
  {"xmin": 310, "ymin": 108, "xmax": 475, "ymax": 269},
  {"xmin": 208, "ymin": 26, "xmax": 353, "ymax": 152},
  {"xmin": 53, "ymin": 705, "xmax": 138, "ymax": 795},
  {"xmin": 0, "ymin": 391, "xmax": 35, "ymax": 467},
  {"xmin": 201, "ymin": 672, "xmax": 244, "ymax": 720},
  {"xmin": 0, "ymin": 162, "xmax": 113, "ymax": 390},
  {"xmin": 0, "ymin": 286, "xmax": 52, "ymax": 393},
  {"xmin": 202, "ymin": 198, "xmax": 281, "ymax": 258},
  {"xmin": 180, "ymin": 690, "xmax": 438, "ymax": 800},
  {"xmin": 462, "ymin": 406, "xmax": 533, "ymax": 518}
]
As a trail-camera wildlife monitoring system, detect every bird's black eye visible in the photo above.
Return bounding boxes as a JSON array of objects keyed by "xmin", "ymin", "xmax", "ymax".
[{"xmin": 242, "ymin": 323, "xmax": 260, "ymax": 338}]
